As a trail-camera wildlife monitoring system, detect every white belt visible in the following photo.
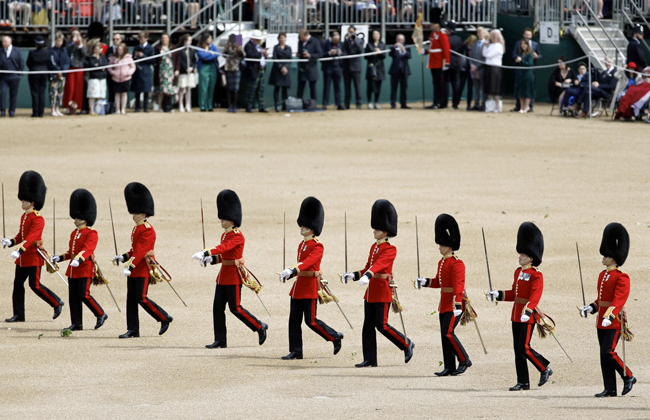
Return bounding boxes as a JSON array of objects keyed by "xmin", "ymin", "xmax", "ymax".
[{"xmin": 429, "ymin": 49, "xmax": 442, "ymax": 53}]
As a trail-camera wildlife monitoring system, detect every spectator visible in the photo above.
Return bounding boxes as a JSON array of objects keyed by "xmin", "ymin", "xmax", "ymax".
[
  {"xmin": 446, "ymin": 20, "xmax": 465, "ymax": 110},
  {"xmin": 342, "ymin": 25, "xmax": 364, "ymax": 110},
  {"xmin": 321, "ymin": 31, "xmax": 344, "ymax": 110},
  {"xmin": 63, "ymin": 29, "xmax": 86, "ymax": 114},
  {"xmin": 388, "ymin": 33, "xmax": 411, "ymax": 109},
  {"xmin": 196, "ymin": 33, "xmax": 219, "ymax": 112},
  {"xmin": 102, "ymin": 0, "xmax": 122, "ymax": 24},
  {"xmin": 174, "ymin": 33, "xmax": 198, "ymax": 113},
  {"xmin": 155, "ymin": 33, "xmax": 176, "ymax": 113},
  {"xmin": 562, "ymin": 62, "xmax": 588, "ymax": 110},
  {"xmin": 469, "ymin": 26, "xmax": 488, "ymax": 111},
  {"xmin": 511, "ymin": 27, "xmax": 541, "ymax": 112},
  {"xmin": 615, "ymin": 67, "xmax": 650, "ymax": 120},
  {"xmin": 84, "ymin": 40, "xmax": 108, "ymax": 116},
  {"xmin": 0, "ymin": 35, "xmax": 23, "ymax": 118},
  {"xmin": 223, "ymin": 34, "xmax": 244, "ymax": 113},
  {"xmin": 269, "ymin": 32, "xmax": 292, "ymax": 112},
  {"xmin": 576, "ymin": 57, "xmax": 617, "ymax": 118},
  {"xmin": 297, "ymin": 28, "xmax": 323, "ymax": 106},
  {"xmin": 131, "ymin": 31, "xmax": 155, "ymax": 113},
  {"xmin": 513, "ymin": 39, "xmax": 534, "ymax": 114},
  {"xmin": 460, "ymin": 34, "xmax": 476, "ymax": 111},
  {"xmin": 365, "ymin": 29, "xmax": 386, "ymax": 109},
  {"xmin": 8, "ymin": 0, "xmax": 30, "ymax": 30},
  {"xmin": 627, "ymin": 25, "xmax": 647, "ymax": 71},
  {"xmin": 26, "ymin": 36, "xmax": 50, "ymax": 118},
  {"xmin": 107, "ymin": 43, "xmax": 135, "ymax": 115},
  {"xmin": 49, "ymin": 31, "xmax": 70, "ymax": 117},
  {"xmin": 106, "ymin": 33, "xmax": 123, "ymax": 110},
  {"xmin": 243, "ymin": 30, "xmax": 267, "ymax": 113},
  {"xmin": 482, "ymin": 29, "xmax": 505, "ymax": 113},
  {"xmin": 187, "ymin": 0, "xmax": 200, "ymax": 29},
  {"xmin": 610, "ymin": 62, "xmax": 641, "ymax": 115},
  {"xmin": 140, "ymin": 0, "xmax": 164, "ymax": 25},
  {"xmin": 547, "ymin": 56, "xmax": 575, "ymax": 110},
  {"xmin": 426, "ymin": 7, "xmax": 450, "ymax": 109}
]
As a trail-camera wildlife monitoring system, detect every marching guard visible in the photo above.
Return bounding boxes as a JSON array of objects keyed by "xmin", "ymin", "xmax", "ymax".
[
  {"xmin": 192, "ymin": 189, "xmax": 268, "ymax": 349},
  {"xmin": 278, "ymin": 197, "xmax": 343, "ymax": 360},
  {"xmin": 487, "ymin": 222, "xmax": 552, "ymax": 391},
  {"xmin": 2, "ymin": 171, "xmax": 64, "ymax": 322},
  {"xmin": 113, "ymin": 182, "xmax": 173, "ymax": 338},
  {"xmin": 579, "ymin": 223, "xmax": 636, "ymax": 397},
  {"xmin": 51, "ymin": 189, "xmax": 107, "ymax": 331},
  {"xmin": 415, "ymin": 214, "xmax": 471, "ymax": 376},
  {"xmin": 341, "ymin": 199, "xmax": 414, "ymax": 367}
]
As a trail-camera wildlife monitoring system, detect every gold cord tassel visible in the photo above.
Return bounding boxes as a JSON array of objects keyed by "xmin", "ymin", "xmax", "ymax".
[
  {"xmin": 391, "ymin": 295, "xmax": 403, "ymax": 313},
  {"xmin": 92, "ymin": 263, "xmax": 109, "ymax": 286},
  {"xmin": 618, "ymin": 312, "xmax": 634, "ymax": 342},
  {"xmin": 239, "ymin": 266, "xmax": 263, "ymax": 293},
  {"xmin": 536, "ymin": 314, "xmax": 556, "ymax": 339},
  {"xmin": 460, "ymin": 293, "xmax": 478, "ymax": 326}
]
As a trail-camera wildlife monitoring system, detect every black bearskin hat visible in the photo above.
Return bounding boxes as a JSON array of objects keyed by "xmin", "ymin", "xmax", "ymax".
[
  {"xmin": 18, "ymin": 170, "xmax": 47, "ymax": 211},
  {"xmin": 430, "ymin": 7, "xmax": 443, "ymax": 24},
  {"xmin": 124, "ymin": 182, "xmax": 154, "ymax": 217},
  {"xmin": 371, "ymin": 199, "xmax": 398, "ymax": 237},
  {"xmin": 217, "ymin": 189, "xmax": 242, "ymax": 227},
  {"xmin": 87, "ymin": 21, "xmax": 105, "ymax": 40},
  {"xmin": 516, "ymin": 222, "xmax": 544, "ymax": 266},
  {"xmin": 297, "ymin": 196, "xmax": 324, "ymax": 236},
  {"xmin": 69, "ymin": 189, "xmax": 97, "ymax": 226},
  {"xmin": 435, "ymin": 213, "xmax": 461, "ymax": 251},
  {"xmin": 600, "ymin": 223, "xmax": 630, "ymax": 266}
]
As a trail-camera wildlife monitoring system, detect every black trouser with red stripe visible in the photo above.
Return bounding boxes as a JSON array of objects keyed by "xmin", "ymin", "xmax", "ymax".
[
  {"xmin": 12, "ymin": 266, "xmax": 62, "ymax": 318},
  {"xmin": 213, "ymin": 284, "xmax": 263, "ymax": 344},
  {"xmin": 68, "ymin": 277, "xmax": 105, "ymax": 327},
  {"xmin": 598, "ymin": 328, "xmax": 633, "ymax": 393},
  {"xmin": 362, "ymin": 301, "xmax": 409, "ymax": 363},
  {"xmin": 439, "ymin": 311, "xmax": 469, "ymax": 371},
  {"xmin": 512, "ymin": 322, "xmax": 550, "ymax": 384},
  {"xmin": 289, "ymin": 298, "xmax": 339, "ymax": 353},
  {"xmin": 126, "ymin": 277, "xmax": 170, "ymax": 332}
]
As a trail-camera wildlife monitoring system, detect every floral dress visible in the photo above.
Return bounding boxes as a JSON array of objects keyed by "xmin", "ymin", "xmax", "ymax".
[{"xmin": 158, "ymin": 46, "xmax": 177, "ymax": 95}]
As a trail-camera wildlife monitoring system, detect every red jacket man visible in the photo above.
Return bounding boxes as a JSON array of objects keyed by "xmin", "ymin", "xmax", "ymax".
[
  {"xmin": 342, "ymin": 199, "xmax": 413, "ymax": 368},
  {"xmin": 279, "ymin": 197, "xmax": 342, "ymax": 360},
  {"xmin": 580, "ymin": 223, "xmax": 635, "ymax": 397},
  {"xmin": 425, "ymin": 7, "xmax": 451, "ymax": 109},
  {"xmin": 2, "ymin": 171, "xmax": 63, "ymax": 322}
]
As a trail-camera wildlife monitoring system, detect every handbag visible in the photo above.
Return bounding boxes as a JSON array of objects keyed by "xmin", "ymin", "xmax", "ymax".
[
  {"xmin": 192, "ymin": 71, "xmax": 199, "ymax": 85},
  {"xmin": 219, "ymin": 69, "xmax": 227, "ymax": 87},
  {"xmin": 484, "ymin": 99, "xmax": 496, "ymax": 112},
  {"xmin": 368, "ymin": 63, "xmax": 377, "ymax": 79}
]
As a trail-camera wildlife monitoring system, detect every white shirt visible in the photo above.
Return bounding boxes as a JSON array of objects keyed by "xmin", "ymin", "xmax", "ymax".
[
  {"xmin": 482, "ymin": 43, "xmax": 504, "ymax": 66},
  {"xmin": 5, "ymin": 45, "xmax": 12, "ymax": 58}
]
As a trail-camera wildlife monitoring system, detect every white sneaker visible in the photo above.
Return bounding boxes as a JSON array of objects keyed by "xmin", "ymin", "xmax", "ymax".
[
  {"xmin": 374, "ymin": 103, "xmax": 381, "ymax": 110},
  {"xmin": 186, "ymin": 107, "xmax": 192, "ymax": 113},
  {"xmin": 179, "ymin": 106, "xmax": 185, "ymax": 113},
  {"xmin": 57, "ymin": 110, "xmax": 64, "ymax": 117},
  {"xmin": 51, "ymin": 111, "xmax": 58, "ymax": 117},
  {"xmin": 368, "ymin": 103, "xmax": 374, "ymax": 109}
]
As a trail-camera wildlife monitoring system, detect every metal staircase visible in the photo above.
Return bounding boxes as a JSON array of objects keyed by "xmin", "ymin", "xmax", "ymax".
[{"xmin": 571, "ymin": 22, "xmax": 627, "ymax": 68}]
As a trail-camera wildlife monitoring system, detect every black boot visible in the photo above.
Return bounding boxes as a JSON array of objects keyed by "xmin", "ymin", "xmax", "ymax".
[
  {"xmin": 622, "ymin": 376, "xmax": 636, "ymax": 395},
  {"xmin": 435, "ymin": 369, "xmax": 453, "ymax": 377},
  {"xmin": 404, "ymin": 341, "xmax": 415, "ymax": 364},
  {"xmin": 95, "ymin": 314, "xmax": 108, "ymax": 330},
  {"xmin": 258, "ymin": 322, "xmax": 268, "ymax": 345},
  {"xmin": 509, "ymin": 383, "xmax": 530, "ymax": 391},
  {"xmin": 119, "ymin": 330, "xmax": 140, "ymax": 338},
  {"xmin": 159, "ymin": 316, "xmax": 173, "ymax": 335},
  {"xmin": 355, "ymin": 360, "xmax": 377, "ymax": 368},
  {"xmin": 232, "ymin": 92, "xmax": 239, "ymax": 113},
  {"xmin": 538, "ymin": 368, "xmax": 553, "ymax": 387},
  {"xmin": 63, "ymin": 324, "xmax": 83, "ymax": 331},
  {"xmin": 206, "ymin": 341, "xmax": 227, "ymax": 349},
  {"xmin": 333, "ymin": 332, "xmax": 344, "ymax": 355},
  {"xmin": 53, "ymin": 301, "xmax": 64, "ymax": 320},
  {"xmin": 451, "ymin": 360, "xmax": 472, "ymax": 376},
  {"xmin": 5, "ymin": 315, "xmax": 25, "ymax": 322},
  {"xmin": 595, "ymin": 389, "xmax": 617, "ymax": 397},
  {"xmin": 282, "ymin": 352, "xmax": 303, "ymax": 360}
]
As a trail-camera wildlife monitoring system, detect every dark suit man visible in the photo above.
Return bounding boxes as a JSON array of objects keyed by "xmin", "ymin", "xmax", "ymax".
[
  {"xmin": 446, "ymin": 21, "xmax": 465, "ymax": 109},
  {"xmin": 297, "ymin": 29, "xmax": 323, "ymax": 104},
  {"xmin": 511, "ymin": 28, "xmax": 541, "ymax": 112},
  {"xmin": 243, "ymin": 31, "xmax": 268, "ymax": 113},
  {"xmin": 627, "ymin": 25, "xmax": 647, "ymax": 71},
  {"xmin": 0, "ymin": 35, "xmax": 24, "ymax": 117},
  {"xmin": 26, "ymin": 36, "xmax": 51, "ymax": 118},
  {"xmin": 321, "ymin": 32, "xmax": 344, "ymax": 110},
  {"xmin": 388, "ymin": 34, "xmax": 411, "ymax": 109},
  {"xmin": 469, "ymin": 27, "xmax": 488, "ymax": 111},
  {"xmin": 342, "ymin": 26, "xmax": 364, "ymax": 109},
  {"xmin": 577, "ymin": 58, "xmax": 618, "ymax": 118}
]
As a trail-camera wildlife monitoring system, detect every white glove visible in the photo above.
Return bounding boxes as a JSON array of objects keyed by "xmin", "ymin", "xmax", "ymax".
[
  {"xmin": 70, "ymin": 259, "xmax": 80, "ymax": 267},
  {"xmin": 486, "ymin": 290, "xmax": 499, "ymax": 301},
  {"xmin": 192, "ymin": 251, "xmax": 205, "ymax": 260},
  {"xmin": 415, "ymin": 278, "xmax": 429, "ymax": 289},
  {"xmin": 51, "ymin": 255, "xmax": 62, "ymax": 263},
  {"xmin": 113, "ymin": 254, "xmax": 125, "ymax": 265},
  {"xmin": 341, "ymin": 273, "xmax": 355, "ymax": 284},
  {"xmin": 602, "ymin": 317, "xmax": 612, "ymax": 327},
  {"xmin": 1, "ymin": 238, "xmax": 12, "ymax": 248},
  {"xmin": 10, "ymin": 250, "xmax": 20, "ymax": 259},
  {"xmin": 520, "ymin": 313, "xmax": 530, "ymax": 323},
  {"xmin": 123, "ymin": 267, "xmax": 131, "ymax": 277},
  {"xmin": 421, "ymin": 47, "xmax": 425, "ymax": 55},
  {"xmin": 279, "ymin": 268, "xmax": 294, "ymax": 282},
  {"xmin": 453, "ymin": 308, "xmax": 462, "ymax": 317},
  {"xmin": 359, "ymin": 273, "xmax": 371, "ymax": 286},
  {"xmin": 580, "ymin": 305, "xmax": 593, "ymax": 318},
  {"xmin": 200, "ymin": 255, "xmax": 212, "ymax": 267}
]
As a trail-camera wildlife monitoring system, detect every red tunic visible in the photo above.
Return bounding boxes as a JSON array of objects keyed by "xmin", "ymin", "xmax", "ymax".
[
  {"xmin": 289, "ymin": 237, "xmax": 323, "ymax": 300},
  {"xmin": 209, "ymin": 228, "xmax": 244, "ymax": 286},
  {"xmin": 61, "ymin": 227, "xmax": 98, "ymax": 278},
  {"xmin": 125, "ymin": 220, "xmax": 156, "ymax": 278},
  {"xmin": 428, "ymin": 254, "xmax": 465, "ymax": 313},
  {"xmin": 356, "ymin": 239, "xmax": 396, "ymax": 303},
  {"xmin": 502, "ymin": 266, "xmax": 543, "ymax": 324},
  {"xmin": 591, "ymin": 267, "xmax": 630, "ymax": 330},
  {"xmin": 427, "ymin": 30, "xmax": 450, "ymax": 69},
  {"xmin": 12, "ymin": 209, "xmax": 45, "ymax": 268}
]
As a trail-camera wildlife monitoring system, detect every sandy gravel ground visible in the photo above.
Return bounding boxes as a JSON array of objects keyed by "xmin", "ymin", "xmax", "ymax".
[{"xmin": 0, "ymin": 103, "xmax": 648, "ymax": 419}]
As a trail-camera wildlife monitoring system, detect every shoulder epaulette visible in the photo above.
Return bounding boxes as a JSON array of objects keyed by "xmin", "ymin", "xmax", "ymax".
[
  {"xmin": 144, "ymin": 222, "xmax": 152, "ymax": 228},
  {"xmin": 232, "ymin": 228, "xmax": 240, "ymax": 234},
  {"xmin": 33, "ymin": 210, "xmax": 42, "ymax": 217},
  {"xmin": 532, "ymin": 267, "xmax": 540, "ymax": 272},
  {"xmin": 313, "ymin": 238, "xmax": 320, "ymax": 243},
  {"xmin": 453, "ymin": 255, "xmax": 460, "ymax": 261}
]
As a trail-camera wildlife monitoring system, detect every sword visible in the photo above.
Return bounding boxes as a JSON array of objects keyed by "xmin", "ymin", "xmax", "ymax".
[
  {"xmin": 392, "ymin": 285, "xmax": 409, "ymax": 345},
  {"xmin": 343, "ymin": 212, "xmax": 348, "ymax": 280},
  {"xmin": 2, "ymin": 182, "xmax": 6, "ymax": 245},
  {"xmin": 550, "ymin": 331, "xmax": 573, "ymax": 362},
  {"xmin": 167, "ymin": 281, "xmax": 188, "ymax": 307},
  {"xmin": 621, "ymin": 309, "xmax": 628, "ymax": 376},
  {"xmin": 283, "ymin": 211, "xmax": 286, "ymax": 270},
  {"xmin": 53, "ymin": 197, "xmax": 56, "ymax": 255},
  {"xmin": 201, "ymin": 198, "xmax": 206, "ymax": 249},
  {"xmin": 109, "ymin": 200, "xmax": 119, "ymax": 266},
  {"xmin": 322, "ymin": 280, "xmax": 353, "ymax": 329},
  {"xmin": 37, "ymin": 248, "xmax": 68, "ymax": 286},
  {"xmin": 576, "ymin": 242, "xmax": 587, "ymax": 317},
  {"xmin": 95, "ymin": 263, "xmax": 121, "ymax": 312},
  {"xmin": 473, "ymin": 318, "xmax": 488, "ymax": 355},
  {"xmin": 482, "ymin": 227, "xmax": 497, "ymax": 304},
  {"xmin": 414, "ymin": 215, "xmax": 421, "ymax": 289}
]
